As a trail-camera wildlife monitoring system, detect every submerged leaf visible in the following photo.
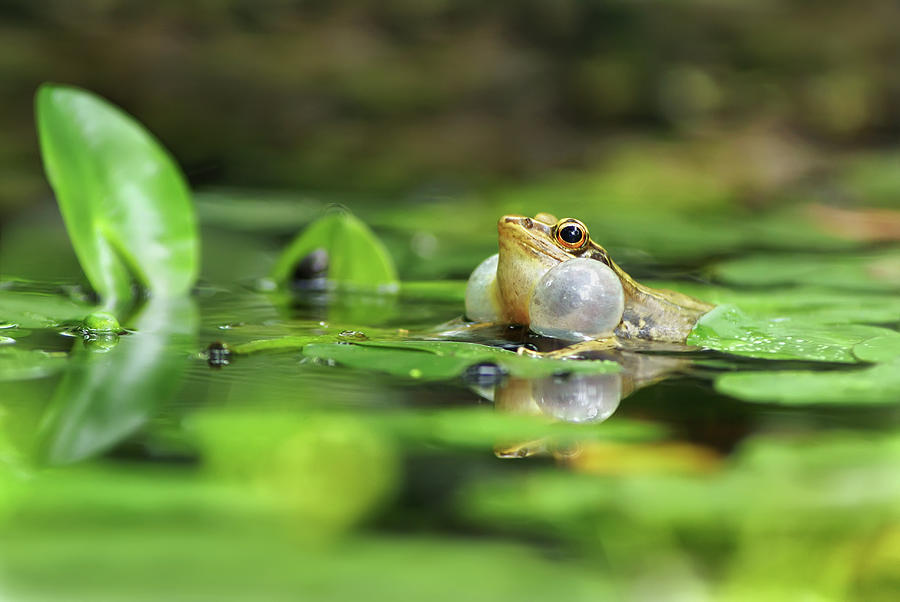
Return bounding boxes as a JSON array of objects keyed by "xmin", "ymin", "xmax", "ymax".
[
  {"xmin": 271, "ymin": 210, "xmax": 398, "ymax": 292},
  {"xmin": 303, "ymin": 340, "xmax": 620, "ymax": 380},
  {"xmin": 36, "ymin": 84, "xmax": 199, "ymax": 308},
  {"xmin": 688, "ymin": 304, "xmax": 893, "ymax": 363}
]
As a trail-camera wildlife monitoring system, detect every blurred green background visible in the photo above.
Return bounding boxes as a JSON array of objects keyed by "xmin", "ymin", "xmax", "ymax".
[
  {"xmin": 3, "ymin": 0, "xmax": 900, "ymax": 216},
  {"xmin": 2, "ymin": 3, "xmax": 900, "ymax": 602}
]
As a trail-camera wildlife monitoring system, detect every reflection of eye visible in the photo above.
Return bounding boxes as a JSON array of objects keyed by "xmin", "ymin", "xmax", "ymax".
[{"xmin": 555, "ymin": 219, "xmax": 588, "ymax": 250}]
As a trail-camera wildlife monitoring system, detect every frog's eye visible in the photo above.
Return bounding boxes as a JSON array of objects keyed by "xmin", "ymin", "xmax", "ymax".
[{"xmin": 555, "ymin": 219, "xmax": 588, "ymax": 250}]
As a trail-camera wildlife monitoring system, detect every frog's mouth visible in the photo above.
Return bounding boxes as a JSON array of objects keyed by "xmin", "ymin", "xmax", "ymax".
[{"xmin": 498, "ymin": 215, "xmax": 571, "ymax": 264}]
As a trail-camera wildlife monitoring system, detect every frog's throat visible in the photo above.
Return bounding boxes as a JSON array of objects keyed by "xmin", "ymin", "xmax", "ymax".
[{"xmin": 586, "ymin": 246, "xmax": 714, "ymax": 343}]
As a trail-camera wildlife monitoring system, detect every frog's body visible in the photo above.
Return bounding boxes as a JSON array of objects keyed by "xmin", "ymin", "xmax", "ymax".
[{"xmin": 469, "ymin": 213, "xmax": 713, "ymax": 344}]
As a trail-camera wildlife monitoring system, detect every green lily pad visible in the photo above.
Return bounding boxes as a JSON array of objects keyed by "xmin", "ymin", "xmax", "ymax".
[
  {"xmin": 714, "ymin": 358, "xmax": 900, "ymax": 405},
  {"xmin": 652, "ymin": 282, "xmax": 900, "ymax": 326},
  {"xmin": 36, "ymin": 84, "xmax": 199, "ymax": 308},
  {"xmin": 688, "ymin": 304, "xmax": 894, "ymax": 363},
  {"xmin": 271, "ymin": 210, "xmax": 398, "ymax": 292},
  {"xmin": 303, "ymin": 340, "xmax": 620, "ymax": 380},
  {"xmin": 852, "ymin": 333, "xmax": 900, "ymax": 363},
  {"xmin": 0, "ymin": 290, "xmax": 95, "ymax": 329},
  {"xmin": 711, "ymin": 250, "xmax": 900, "ymax": 291}
]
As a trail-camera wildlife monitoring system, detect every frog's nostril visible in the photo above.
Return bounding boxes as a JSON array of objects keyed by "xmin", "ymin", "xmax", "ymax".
[{"xmin": 523, "ymin": 218, "xmax": 533, "ymax": 229}]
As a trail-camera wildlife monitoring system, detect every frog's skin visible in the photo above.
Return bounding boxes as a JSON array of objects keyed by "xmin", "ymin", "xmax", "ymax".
[{"xmin": 489, "ymin": 213, "xmax": 713, "ymax": 344}]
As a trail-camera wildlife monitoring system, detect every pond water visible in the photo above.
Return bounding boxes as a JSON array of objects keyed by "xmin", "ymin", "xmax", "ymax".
[{"xmin": 0, "ymin": 192, "xmax": 898, "ymax": 602}]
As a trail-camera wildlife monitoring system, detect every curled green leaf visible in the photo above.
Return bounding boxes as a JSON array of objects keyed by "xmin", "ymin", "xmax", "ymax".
[
  {"xmin": 36, "ymin": 84, "xmax": 199, "ymax": 309},
  {"xmin": 271, "ymin": 210, "xmax": 398, "ymax": 292}
]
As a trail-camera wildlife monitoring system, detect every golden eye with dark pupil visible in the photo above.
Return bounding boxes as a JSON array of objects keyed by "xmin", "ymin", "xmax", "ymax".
[{"xmin": 556, "ymin": 221, "xmax": 587, "ymax": 249}]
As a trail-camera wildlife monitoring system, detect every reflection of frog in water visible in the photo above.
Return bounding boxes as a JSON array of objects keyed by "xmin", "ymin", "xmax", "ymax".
[
  {"xmin": 465, "ymin": 213, "xmax": 713, "ymax": 348},
  {"xmin": 469, "ymin": 350, "xmax": 687, "ymax": 458}
]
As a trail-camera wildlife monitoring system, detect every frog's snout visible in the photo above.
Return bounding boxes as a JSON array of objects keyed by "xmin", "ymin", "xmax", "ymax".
[{"xmin": 499, "ymin": 215, "xmax": 533, "ymax": 230}]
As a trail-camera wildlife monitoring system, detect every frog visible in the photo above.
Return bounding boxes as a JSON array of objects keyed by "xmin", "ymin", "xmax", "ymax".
[{"xmin": 465, "ymin": 213, "xmax": 714, "ymax": 347}]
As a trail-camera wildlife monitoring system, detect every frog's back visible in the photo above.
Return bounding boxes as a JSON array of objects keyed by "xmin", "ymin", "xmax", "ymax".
[{"xmin": 612, "ymin": 264, "xmax": 713, "ymax": 342}]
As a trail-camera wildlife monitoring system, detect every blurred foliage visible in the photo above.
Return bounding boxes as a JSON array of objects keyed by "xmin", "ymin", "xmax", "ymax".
[
  {"xmin": 461, "ymin": 430, "xmax": 900, "ymax": 601},
  {"xmin": 3, "ymin": 0, "xmax": 900, "ymax": 214},
  {"xmin": 3, "ymin": 2, "xmax": 900, "ymax": 600}
]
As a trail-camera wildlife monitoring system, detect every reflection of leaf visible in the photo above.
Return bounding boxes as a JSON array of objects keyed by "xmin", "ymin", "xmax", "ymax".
[
  {"xmin": 37, "ymin": 297, "xmax": 197, "ymax": 465},
  {"xmin": 303, "ymin": 340, "xmax": 620, "ymax": 380},
  {"xmin": 0, "ymin": 348, "xmax": 67, "ymax": 382},
  {"xmin": 688, "ymin": 304, "xmax": 893, "ymax": 362},
  {"xmin": 271, "ymin": 210, "xmax": 398, "ymax": 292},
  {"xmin": 36, "ymin": 84, "xmax": 199, "ymax": 308},
  {"xmin": 714, "ymin": 360, "xmax": 900, "ymax": 405}
]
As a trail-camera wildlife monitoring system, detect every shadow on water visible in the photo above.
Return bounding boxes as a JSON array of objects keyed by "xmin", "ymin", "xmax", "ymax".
[{"xmin": 36, "ymin": 296, "xmax": 197, "ymax": 465}]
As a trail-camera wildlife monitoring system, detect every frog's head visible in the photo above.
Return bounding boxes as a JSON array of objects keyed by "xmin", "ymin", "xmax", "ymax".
[{"xmin": 496, "ymin": 213, "xmax": 603, "ymax": 324}]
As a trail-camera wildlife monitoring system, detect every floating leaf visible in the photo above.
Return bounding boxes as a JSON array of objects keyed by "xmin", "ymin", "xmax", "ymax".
[
  {"xmin": 0, "ymin": 290, "xmax": 95, "ymax": 329},
  {"xmin": 853, "ymin": 334, "xmax": 900, "ymax": 363},
  {"xmin": 711, "ymin": 250, "xmax": 900, "ymax": 291},
  {"xmin": 36, "ymin": 84, "xmax": 199, "ymax": 308},
  {"xmin": 303, "ymin": 340, "xmax": 620, "ymax": 380},
  {"xmin": 688, "ymin": 304, "xmax": 893, "ymax": 362},
  {"xmin": 651, "ymin": 282, "xmax": 900, "ymax": 326},
  {"xmin": 271, "ymin": 210, "xmax": 398, "ymax": 292},
  {"xmin": 714, "ymin": 359, "xmax": 900, "ymax": 405}
]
